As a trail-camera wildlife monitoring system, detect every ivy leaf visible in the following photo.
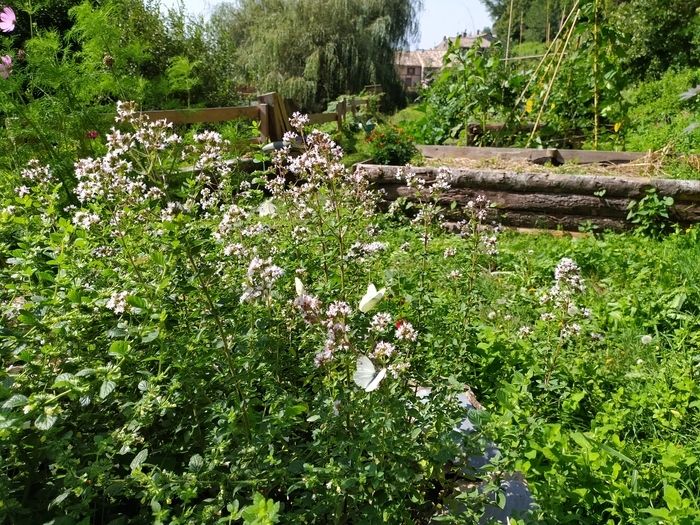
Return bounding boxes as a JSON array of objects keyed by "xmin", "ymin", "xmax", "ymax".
[
  {"xmin": 99, "ymin": 380, "xmax": 116, "ymax": 399},
  {"xmin": 35, "ymin": 413, "xmax": 58, "ymax": 431},
  {"xmin": 2, "ymin": 394, "xmax": 28, "ymax": 409},
  {"xmin": 130, "ymin": 448, "xmax": 149, "ymax": 470}
]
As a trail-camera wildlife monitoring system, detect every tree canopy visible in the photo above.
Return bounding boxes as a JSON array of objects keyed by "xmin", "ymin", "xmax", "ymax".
[
  {"xmin": 480, "ymin": 0, "xmax": 700, "ymax": 80},
  {"xmin": 209, "ymin": 0, "xmax": 422, "ymax": 108}
]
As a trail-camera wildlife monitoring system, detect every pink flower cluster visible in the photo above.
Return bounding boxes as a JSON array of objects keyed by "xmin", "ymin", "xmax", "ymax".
[
  {"xmin": 267, "ymin": 116, "xmax": 378, "ymax": 219},
  {"xmin": 239, "ymin": 256, "xmax": 284, "ymax": 304},
  {"xmin": 539, "ymin": 257, "xmax": 591, "ymax": 340},
  {"xmin": 74, "ymin": 102, "xmax": 185, "ymax": 207},
  {"xmin": 0, "ymin": 7, "xmax": 14, "ymax": 79}
]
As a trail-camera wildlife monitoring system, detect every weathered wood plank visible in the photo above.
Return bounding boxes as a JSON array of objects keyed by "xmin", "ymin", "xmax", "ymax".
[
  {"xmin": 417, "ymin": 145, "xmax": 646, "ymax": 165},
  {"xmin": 308, "ymin": 113, "xmax": 339, "ymax": 125},
  {"xmin": 258, "ymin": 93, "xmax": 285, "ymax": 141},
  {"xmin": 258, "ymin": 103, "xmax": 270, "ymax": 141},
  {"xmin": 140, "ymin": 106, "xmax": 260, "ymax": 125}
]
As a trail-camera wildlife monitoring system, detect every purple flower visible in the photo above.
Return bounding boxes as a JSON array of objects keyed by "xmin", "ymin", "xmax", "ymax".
[
  {"xmin": 0, "ymin": 54, "xmax": 11, "ymax": 79},
  {"xmin": 0, "ymin": 7, "xmax": 15, "ymax": 32}
]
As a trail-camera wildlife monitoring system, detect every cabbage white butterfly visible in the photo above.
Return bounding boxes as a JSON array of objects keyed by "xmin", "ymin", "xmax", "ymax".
[
  {"xmin": 359, "ymin": 283, "xmax": 385, "ymax": 313},
  {"xmin": 258, "ymin": 199, "xmax": 277, "ymax": 217},
  {"xmin": 294, "ymin": 277, "xmax": 305, "ymax": 296},
  {"xmin": 353, "ymin": 355, "xmax": 386, "ymax": 392}
]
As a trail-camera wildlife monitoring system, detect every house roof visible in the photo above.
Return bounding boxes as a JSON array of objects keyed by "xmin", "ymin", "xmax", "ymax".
[
  {"xmin": 433, "ymin": 32, "xmax": 492, "ymax": 51},
  {"xmin": 395, "ymin": 32, "xmax": 491, "ymax": 68},
  {"xmin": 395, "ymin": 49, "xmax": 445, "ymax": 68}
]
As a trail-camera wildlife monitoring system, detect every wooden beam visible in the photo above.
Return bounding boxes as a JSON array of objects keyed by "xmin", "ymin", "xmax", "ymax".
[
  {"xmin": 308, "ymin": 113, "xmax": 340, "ymax": 125},
  {"xmin": 258, "ymin": 103, "xmax": 270, "ymax": 141},
  {"xmin": 417, "ymin": 145, "xmax": 646, "ymax": 165},
  {"xmin": 336, "ymin": 99, "xmax": 347, "ymax": 128},
  {"xmin": 139, "ymin": 106, "xmax": 259, "ymax": 125},
  {"xmin": 258, "ymin": 93, "xmax": 284, "ymax": 141}
]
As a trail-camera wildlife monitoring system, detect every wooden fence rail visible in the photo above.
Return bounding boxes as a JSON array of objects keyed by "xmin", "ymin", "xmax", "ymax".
[{"xmin": 136, "ymin": 92, "xmax": 376, "ymax": 143}]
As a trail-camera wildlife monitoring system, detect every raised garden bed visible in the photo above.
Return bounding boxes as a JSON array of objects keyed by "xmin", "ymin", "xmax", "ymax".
[{"xmin": 359, "ymin": 163, "xmax": 700, "ymax": 231}]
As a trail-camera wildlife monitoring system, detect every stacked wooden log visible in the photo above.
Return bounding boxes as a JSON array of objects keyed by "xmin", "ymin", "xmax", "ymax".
[{"xmin": 359, "ymin": 164, "xmax": 700, "ymax": 231}]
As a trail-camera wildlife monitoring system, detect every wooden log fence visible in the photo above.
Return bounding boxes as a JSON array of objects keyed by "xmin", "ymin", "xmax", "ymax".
[
  {"xmin": 359, "ymin": 164, "xmax": 700, "ymax": 232},
  {"xmin": 136, "ymin": 92, "xmax": 376, "ymax": 143}
]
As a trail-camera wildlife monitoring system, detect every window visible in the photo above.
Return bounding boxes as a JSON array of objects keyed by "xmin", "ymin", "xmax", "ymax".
[{"xmin": 407, "ymin": 66, "xmax": 416, "ymax": 75}]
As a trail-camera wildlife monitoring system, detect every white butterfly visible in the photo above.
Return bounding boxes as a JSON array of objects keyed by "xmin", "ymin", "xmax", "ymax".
[
  {"xmin": 359, "ymin": 283, "xmax": 385, "ymax": 313},
  {"xmin": 353, "ymin": 355, "xmax": 386, "ymax": 392},
  {"xmin": 258, "ymin": 199, "xmax": 277, "ymax": 217},
  {"xmin": 294, "ymin": 277, "xmax": 305, "ymax": 296}
]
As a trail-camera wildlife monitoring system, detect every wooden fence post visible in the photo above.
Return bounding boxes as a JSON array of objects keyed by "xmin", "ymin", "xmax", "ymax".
[
  {"xmin": 258, "ymin": 103, "xmax": 270, "ymax": 142},
  {"xmin": 257, "ymin": 92, "xmax": 287, "ymax": 142},
  {"xmin": 336, "ymin": 99, "xmax": 347, "ymax": 130}
]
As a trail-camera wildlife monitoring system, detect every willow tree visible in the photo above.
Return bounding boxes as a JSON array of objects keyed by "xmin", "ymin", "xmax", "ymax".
[{"xmin": 209, "ymin": 0, "xmax": 422, "ymax": 108}]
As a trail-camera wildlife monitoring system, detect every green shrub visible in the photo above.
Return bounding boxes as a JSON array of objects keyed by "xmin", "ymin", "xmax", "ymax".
[
  {"xmin": 366, "ymin": 125, "xmax": 418, "ymax": 165},
  {"xmin": 624, "ymin": 68, "xmax": 700, "ymax": 153}
]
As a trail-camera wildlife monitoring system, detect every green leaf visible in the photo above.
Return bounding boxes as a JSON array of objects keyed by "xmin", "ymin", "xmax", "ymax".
[
  {"xmin": 151, "ymin": 252, "xmax": 165, "ymax": 266},
  {"xmin": 108, "ymin": 341, "xmax": 130, "ymax": 358},
  {"xmin": 2, "ymin": 394, "xmax": 29, "ymax": 409},
  {"xmin": 663, "ymin": 485, "xmax": 683, "ymax": 510},
  {"xmin": 35, "ymin": 413, "xmax": 58, "ymax": 430},
  {"xmin": 49, "ymin": 489, "xmax": 71, "ymax": 509},
  {"xmin": 99, "ymin": 380, "xmax": 117, "ymax": 399},
  {"xmin": 141, "ymin": 330, "xmax": 160, "ymax": 343},
  {"xmin": 130, "ymin": 449, "xmax": 149, "ymax": 470},
  {"xmin": 644, "ymin": 508, "xmax": 671, "ymax": 519},
  {"xmin": 127, "ymin": 296, "xmax": 148, "ymax": 309},
  {"xmin": 53, "ymin": 373, "xmax": 75, "ymax": 387}
]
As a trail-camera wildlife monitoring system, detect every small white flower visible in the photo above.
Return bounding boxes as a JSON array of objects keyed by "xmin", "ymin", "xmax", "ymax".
[
  {"xmin": 371, "ymin": 341, "xmax": 396, "ymax": 359},
  {"xmin": 395, "ymin": 321, "xmax": 418, "ymax": 342},
  {"xmin": 518, "ymin": 326, "xmax": 532, "ymax": 337},
  {"xmin": 106, "ymin": 291, "xmax": 129, "ymax": 314},
  {"xmin": 641, "ymin": 335, "xmax": 653, "ymax": 345},
  {"xmin": 370, "ymin": 312, "xmax": 393, "ymax": 332}
]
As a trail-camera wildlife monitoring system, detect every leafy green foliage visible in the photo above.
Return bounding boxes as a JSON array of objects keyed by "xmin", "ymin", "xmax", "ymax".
[
  {"xmin": 624, "ymin": 68, "xmax": 700, "ymax": 154},
  {"xmin": 626, "ymin": 188, "xmax": 676, "ymax": 237},
  {"xmin": 366, "ymin": 124, "xmax": 418, "ymax": 165},
  {"xmin": 611, "ymin": 0, "xmax": 700, "ymax": 80},
  {"xmin": 410, "ymin": 40, "xmax": 525, "ymax": 145}
]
